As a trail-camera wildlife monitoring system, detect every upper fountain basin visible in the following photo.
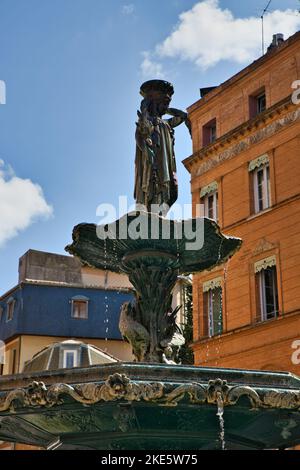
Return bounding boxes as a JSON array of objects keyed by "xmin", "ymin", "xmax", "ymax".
[{"xmin": 65, "ymin": 211, "xmax": 242, "ymax": 274}]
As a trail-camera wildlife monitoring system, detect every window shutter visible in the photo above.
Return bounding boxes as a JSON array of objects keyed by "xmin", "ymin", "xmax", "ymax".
[
  {"xmin": 202, "ymin": 277, "xmax": 222, "ymax": 337},
  {"xmin": 255, "ymin": 272, "xmax": 262, "ymax": 323},
  {"xmin": 202, "ymin": 292, "xmax": 209, "ymax": 337}
]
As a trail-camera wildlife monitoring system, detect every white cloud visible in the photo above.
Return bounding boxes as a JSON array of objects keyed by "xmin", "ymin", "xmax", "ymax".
[
  {"xmin": 143, "ymin": 0, "xmax": 300, "ymax": 71},
  {"xmin": 141, "ymin": 51, "xmax": 166, "ymax": 79},
  {"xmin": 0, "ymin": 161, "xmax": 53, "ymax": 247},
  {"xmin": 122, "ymin": 4, "xmax": 135, "ymax": 15}
]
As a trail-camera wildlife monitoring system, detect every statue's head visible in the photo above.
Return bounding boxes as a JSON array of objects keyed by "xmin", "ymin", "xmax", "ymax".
[{"xmin": 140, "ymin": 80, "xmax": 174, "ymax": 117}]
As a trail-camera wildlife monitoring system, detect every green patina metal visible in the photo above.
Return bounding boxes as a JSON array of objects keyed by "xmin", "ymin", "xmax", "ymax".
[
  {"xmin": 64, "ymin": 82, "xmax": 241, "ymax": 364},
  {"xmin": 65, "ymin": 212, "xmax": 241, "ymax": 275},
  {"xmin": 1, "ymin": 364, "xmax": 300, "ymax": 450},
  {"xmin": 65, "ymin": 211, "xmax": 241, "ymax": 363}
]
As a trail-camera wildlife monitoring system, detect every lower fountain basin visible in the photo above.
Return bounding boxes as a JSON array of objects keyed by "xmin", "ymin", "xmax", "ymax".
[{"xmin": 1, "ymin": 363, "xmax": 300, "ymax": 450}]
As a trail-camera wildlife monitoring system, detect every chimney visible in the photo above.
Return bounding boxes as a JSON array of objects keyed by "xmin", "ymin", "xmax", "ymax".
[
  {"xmin": 200, "ymin": 86, "xmax": 217, "ymax": 98},
  {"xmin": 273, "ymin": 33, "xmax": 284, "ymax": 45},
  {"xmin": 267, "ymin": 33, "xmax": 284, "ymax": 52}
]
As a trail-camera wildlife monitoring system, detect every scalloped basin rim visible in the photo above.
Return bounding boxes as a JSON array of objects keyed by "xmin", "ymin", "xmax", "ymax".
[{"xmin": 65, "ymin": 212, "xmax": 242, "ymax": 275}]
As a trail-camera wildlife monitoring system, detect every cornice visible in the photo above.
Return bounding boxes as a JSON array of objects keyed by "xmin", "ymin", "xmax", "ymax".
[
  {"xmin": 0, "ymin": 281, "xmax": 131, "ymax": 299},
  {"xmin": 192, "ymin": 309, "xmax": 300, "ymax": 349},
  {"xmin": 183, "ymin": 96, "xmax": 299, "ymax": 176}
]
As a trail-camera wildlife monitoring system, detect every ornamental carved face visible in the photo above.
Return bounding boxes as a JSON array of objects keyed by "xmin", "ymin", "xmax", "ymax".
[{"xmin": 106, "ymin": 373, "xmax": 130, "ymax": 397}]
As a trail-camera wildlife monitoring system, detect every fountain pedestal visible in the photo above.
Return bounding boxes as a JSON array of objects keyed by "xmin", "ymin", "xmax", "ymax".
[{"xmin": 121, "ymin": 250, "xmax": 181, "ymax": 363}]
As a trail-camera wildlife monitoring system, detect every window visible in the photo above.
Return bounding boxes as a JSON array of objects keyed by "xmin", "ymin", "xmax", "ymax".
[
  {"xmin": 203, "ymin": 281, "xmax": 223, "ymax": 337},
  {"xmin": 256, "ymin": 266, "xmax": 279, "ymax": 322},
  {"xmin": 200, "ymin": 182, "xmax": 219, "ymax": 222},
  {"xmin": 203, "ymin": 119, "xmax": 217, "ymax": 146},
  {"xmin": 10, "ymin": 349, "xmax": 17, "ymax": 374},
  {"xmin": 253, "ymin": 164, "xmax": 270, "ymax": 213},
  {"xmin": 203, "ymin": 191, "xmax": 218, "ymax": 221},
  {"xmin": 249, "ymin": 89, "xmax": 266, "ymax": 118},
  {"xmin": 257, "ymin": 93, "xmax": 266, "ymax": 114},
  {"xmin": 6, "ymin": 298, "xmax": 15, "ymax": 322},
  {"xmin": 71, "ymin": 297, "xmax": 89, "ymax": 319},
  {"xmin": 63, "ymin": 349, "xmax": 78, "ymax": 369},
  {"xmin": 210, "ymin": 123, "xmax": 217, "ymax": 143},
  {"xmin": 0, "ymin": 341, "xmax": 5, "ymax": 373}
]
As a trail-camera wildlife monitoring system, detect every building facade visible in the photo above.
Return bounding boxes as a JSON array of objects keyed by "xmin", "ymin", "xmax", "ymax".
[
  {"xmin": 184, "ymin": 32, "xmax": 300, "ymax": 374},
  {"xmin": 0, "ymin": 249, "xmax": 134, "ymax": 377},
  {"xmin": 0, "ymin": 249, "xmax": 190, "ymax": 377}
]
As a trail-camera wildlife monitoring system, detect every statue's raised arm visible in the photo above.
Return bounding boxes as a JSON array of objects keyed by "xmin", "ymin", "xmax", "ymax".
[
  {"xmin": 134, "ymin": 80, "xmax": 191, "ymax": 214},
  {"xmin": 167, "ymin": 107, "xmax": 192, "ymax": 136}
]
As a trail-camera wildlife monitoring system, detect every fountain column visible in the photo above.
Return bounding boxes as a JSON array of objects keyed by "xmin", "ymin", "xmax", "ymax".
[{"xmin": 120, "ymin": 250, "xmax": 182, "ymax": 363}]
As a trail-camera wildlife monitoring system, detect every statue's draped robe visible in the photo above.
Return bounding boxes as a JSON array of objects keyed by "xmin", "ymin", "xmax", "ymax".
[{"xmin": 134, "ymin": 116, "xmax": 184, "ymax": 210}]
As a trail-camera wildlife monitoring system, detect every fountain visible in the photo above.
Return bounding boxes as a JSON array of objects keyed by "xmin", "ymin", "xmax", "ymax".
[
  {"xmin": 65, "ymin": 79, "xmax": 241, "ymax": 364},
  {"xmin": 0, "ymin": 80, "xmax": 300, "ymax": 450}
]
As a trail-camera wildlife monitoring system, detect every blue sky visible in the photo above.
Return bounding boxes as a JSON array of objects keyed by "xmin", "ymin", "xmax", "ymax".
[{"xmin": 0, "ymin": 0, "xmax": 300, "ymax": 294}]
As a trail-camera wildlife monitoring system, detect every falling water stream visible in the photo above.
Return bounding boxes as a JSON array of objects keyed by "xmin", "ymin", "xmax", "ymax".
[
  {"xmin": 223, "ymin": 258, "xmax": 231, "ymax": 326},
  {"xmin": 214, "ymin": 251, "xmax": 231, "ymax": 367},
  {"xmin": 214, "ymin": 239, "xmax": 225, "ymax": 366},
  {"xmin": 174, "ymin": 221, "xmax": 180, "ymax": 275},
  {"xmin": 104, "ymin": 237, "xmax": 109, "ymax": 350},
  {"xmin": 216, "ymin": 391, "xmax": 226, "ymax": 450},
  {"xmin": 217, "ymin": 238, "xmax": 224, "ymax": 263}
]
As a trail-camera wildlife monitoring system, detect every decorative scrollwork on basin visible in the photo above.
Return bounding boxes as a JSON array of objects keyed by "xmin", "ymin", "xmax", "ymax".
[
  {"xmin": 74, "ymin": 373, "xmax": 165, "ymax": 403},
  {"xmin": 1, "ymin": 375, "xmax": 300, "ymax": 413},
  {"xmin": 206, "ymin": 379, "xmax": 262, "ymax": 408},
  {"xmin": 262, "ymin": 390, "xmax": 300, "ymax": 410},
  {"xmin": 0, "ymin": 381, "xmax": 63, "ymax": 412},
  {"xmin": 163, "ymin": 382, "xmax": 207, "ymax": 407},
  {"xmin": 0, "ymin": 374, "xmax": 165, "ymax": 412}
]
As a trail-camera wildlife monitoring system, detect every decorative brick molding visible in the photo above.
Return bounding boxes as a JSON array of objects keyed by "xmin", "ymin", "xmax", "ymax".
[
  {"xmin": 248, "ymin": 154, "xmax": 269, "ymax": 172},
  {"xmin": 184, "ymin": 97, "xmax": 300, "ymax": 176},
  {"xmin": 254, "ymin": 255, "xmax": 276, "ymax": 273},
  {"xmin": 200, "ymin": 181, "xmax": 218, "ymax": 198}
]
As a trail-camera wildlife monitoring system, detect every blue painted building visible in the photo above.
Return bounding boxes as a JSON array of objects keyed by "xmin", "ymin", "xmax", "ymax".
[
  {"xmin": 0, "ymin": 250, "xmax": 134, "ymax": 375},
  {"xmin": 0, "ymin": 283, "xmax": 131, "ymax": 342}
]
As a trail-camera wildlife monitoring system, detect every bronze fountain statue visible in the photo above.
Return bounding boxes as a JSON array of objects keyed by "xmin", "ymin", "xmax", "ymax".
[
  {"xmin": 134, "ymin": 79, "xmax": 191, "ymax": 213},
  {"xmin": 66, "ymin": 80, "xmax": 241, "ymax": 364}
]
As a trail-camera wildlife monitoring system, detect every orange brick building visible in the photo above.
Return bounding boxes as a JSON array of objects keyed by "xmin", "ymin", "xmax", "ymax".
[{"xmin": 184, "ymin": 32, "xmax": 300, "ymax": 374}]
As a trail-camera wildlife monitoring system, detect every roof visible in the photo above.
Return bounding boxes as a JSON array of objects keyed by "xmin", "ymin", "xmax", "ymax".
[
  {"xmin": 0, "ymin": 280, "xmax": 131, "ymax": 301},
  {"xmin": 23, "ymin": 340, "xmax": 118, "ymax": 373}
]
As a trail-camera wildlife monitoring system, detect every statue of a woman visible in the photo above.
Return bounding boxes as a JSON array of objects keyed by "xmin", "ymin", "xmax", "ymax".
[{"xmin": 134, "ymin": 80, "xmax": 191, "ymax": 214}]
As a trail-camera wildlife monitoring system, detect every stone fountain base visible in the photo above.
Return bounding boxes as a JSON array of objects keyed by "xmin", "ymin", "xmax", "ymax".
[{"xmin": 1, "ymin": 363, "xmax": 300, "ymax": 450}]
